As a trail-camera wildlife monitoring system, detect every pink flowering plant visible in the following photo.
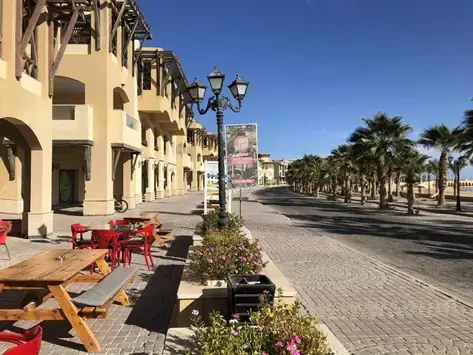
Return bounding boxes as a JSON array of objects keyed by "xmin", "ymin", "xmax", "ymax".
[
  {"xmin": 201, "ymin": 211, "xmax": 244, "ymax": 235},
  {"xmin": 189, "ymin": 229, "xmax": 266, "ymax": 282},
  {"xmin": 186, "ymin": 298, "xmax": 334, "ymax": 355}
]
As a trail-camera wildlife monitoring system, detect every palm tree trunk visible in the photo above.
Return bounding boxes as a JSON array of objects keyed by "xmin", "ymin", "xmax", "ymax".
[
  {"xmin": 407, "ymin": 183, "xmax": 415, "ymax": 215},
  {"xmin": 360, "ymin": 175, "xmax": 365, "ymax": 205},
  {"xmin": 371, "ymin": 172, "xmax": 377, "ymax": 199},
  {"xmin": 427, "ymin": 174, "xmax": 431, "ymax": 195},
  {"xmin": 344, "ymin": 178, "xmax": 349, "ymax": 203},
  {"xmin": 387, "ymin": 166, "xmax": 393, "ymax": 202},
  {"xmin": 314, "ymin": 184, "xmax": 320, "ymax": 198},
  {"xmin": 438, "ymin": 152, "xmax": 447, "ymax": 207},
  {"xmin": 395, "ymin": 172, "xmax": 401, "ymax": 197},
  {"xmin": 378, "ymin": 165, "xmax": 389, "ymax": 209}
]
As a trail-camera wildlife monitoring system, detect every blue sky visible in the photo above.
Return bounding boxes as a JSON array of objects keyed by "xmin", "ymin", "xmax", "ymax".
[{"xmin": 139, "ymin": 0, "xmax": 473, "ymax": 176}]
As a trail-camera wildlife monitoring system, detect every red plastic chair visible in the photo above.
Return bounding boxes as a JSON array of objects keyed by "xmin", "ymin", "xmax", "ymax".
[
  {"xmin": 0, "ymin": 222, "xmax": 11, "ymax": 260},
  {"xmin": 121, "ymin": 224, "xmax": 155, "ymax": 270},
  {"xmin": 0, "ymin": 326, "xmax": 42, "ymax": 355},
  {"xmin": 70, "ymin": 223, "xmax": 94, "ymax": 249},
  {"xmin": 71, "ymin": 223, "xmax": 95, "ymax": 274},
  {"xmin": 91, "ymin": 230, "xmax": 122, "ymax": 270},
  {"xmin": 108, "ymin": 220, "xmax": 130, "ymax": 226}
]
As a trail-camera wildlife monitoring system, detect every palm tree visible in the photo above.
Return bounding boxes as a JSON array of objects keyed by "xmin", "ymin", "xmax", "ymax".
[
  {"xmin": 331, "ymin": 145, "xmax": 354, "ymax": 203},
  {"xmin": 458, "ymin": 109, "xmax": 473, "ymax": 157},
  {"xmin": 418, "ymin": 124, "xmax": 460, "ymax": 207},
  {"xmin": 448, "ymin": 155, "xmax": 468, "ymax": 208},
  {"xmin": 425, "ymin": 160, "xmax": 438, "ymax": 196},
  {"xmin": 349, "ymin": 112, "xmax": 412, "ymax": 208},
  {"xmin": 401, "ymin": 149, "xmax": 429, "ymax": 215},
  {"xmin": 348, "ymin": 140, "xmax": 373, "ymax": 204}
]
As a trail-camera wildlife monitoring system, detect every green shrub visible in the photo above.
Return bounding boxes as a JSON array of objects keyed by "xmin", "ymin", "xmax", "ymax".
[
  {"xmin": 189, "ymin": 229, "xmax": 266, "ymax": 282},
  {"xmin": 187, "ymin": 300, "xmax": 334, "ymax": 355},
  {"xmin": 201, "ymin": 211, "xmax": 244, "ymax": 234}
]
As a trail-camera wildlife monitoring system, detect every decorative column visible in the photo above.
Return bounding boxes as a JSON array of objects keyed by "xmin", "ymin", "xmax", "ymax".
[
  {"xmin": 144, "ymin": 157, "xmax": 155, "ymax": 201},
  {"xmin": 156, "ymin": 161, "xmax": 165, "ymax": 198},
  {"xmin": 165, "ymin": 165, "xmax": 172, "ymax": 197}
]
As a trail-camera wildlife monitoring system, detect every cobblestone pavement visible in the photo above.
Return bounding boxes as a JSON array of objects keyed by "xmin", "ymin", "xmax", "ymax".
[
  {"xmin": 244, "ymin": 188, "xmax": 473, "ymax": 355},
  {"xmin": 264, "ymin": 188, "xmax": 473, "ymax": 305},
  {"xmin": 0, "ymin": 193, "xmax": 203, "ymax": 355}
]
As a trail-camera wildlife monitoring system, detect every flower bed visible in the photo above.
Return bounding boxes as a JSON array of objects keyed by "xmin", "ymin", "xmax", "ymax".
[
  {"xmin": 201, "ymin": 211, "xmax": 244, "ymax": 235},
  {"xmin": 187, "ymin": 297, "xmax": 334, "ymax": 355},
  {"xmin": 189, "ymin": 228, "xmax": 266, "ymax": 284}
]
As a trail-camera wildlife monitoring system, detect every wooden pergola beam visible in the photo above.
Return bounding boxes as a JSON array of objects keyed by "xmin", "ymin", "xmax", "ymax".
[
  {"xmin": 19, "ymin": 0, "xmax": 47, "ymax": 56},
  {"xmin": 84, "ymin": 145, "xmax": 91, "ymax": 181},
  {"xmin": 0, "ymin": 0, "xmax": 3, "ymax": 58},
  {"xmin": 112, "ymin": 148, "xmax": 122, "ymax": 181},
  {"xmin": 109, "ymin": 0, "xmax": 128, "ymax": 52},
  {"xmin": 3, "ymin": 143, "xmax": 16, "ymax": 181},
  {"xmin": 15, "ymin": 0, "xmax": 23, "ymax": 77},
  {"xmin": 123, "ymin": 19, "xmax": 138, "ymax": 55},
  {"xmin": 52, "ymin": 7, "xmax": 79, "ymax": 76},
  {"xmin": 92, "ymin": 0, "xmax": 100, "ymax": 50}
]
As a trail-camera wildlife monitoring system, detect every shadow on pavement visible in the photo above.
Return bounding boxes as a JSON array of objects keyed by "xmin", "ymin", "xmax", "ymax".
[
  {"xmin": 254, "ymin": 187, "xmax": 473, "ymax": 261},
  {"xmin": 126, "ymin": 234, "xmax": 192, "ymax": 333}
]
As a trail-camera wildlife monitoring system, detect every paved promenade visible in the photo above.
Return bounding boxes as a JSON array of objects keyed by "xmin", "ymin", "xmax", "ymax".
[
  {"xmin": 0, "ymin": 193, "xmax": 202, "ymax": 355},
  {"xmin": 245, "ymin": 188, "xmax": 473, "ymax": 355}
]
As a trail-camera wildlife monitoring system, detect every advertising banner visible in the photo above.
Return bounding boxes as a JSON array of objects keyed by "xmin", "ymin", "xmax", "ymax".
[
  {"xmin": 225, "ymin": 124, "xmax": 258, "ymax": 188},
  {"xmin": 204, "ymin": 161, "xmax": 231, "ymax": 214}
]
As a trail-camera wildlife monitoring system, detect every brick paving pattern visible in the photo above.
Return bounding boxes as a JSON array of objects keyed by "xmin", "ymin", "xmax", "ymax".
[
  {"xmin": 244, "ymin": 189, "xmax": 473, "ymax": 355},
  {"xmin": 0, "ymin": 193, "xmax": 202, "ymax": 355}
]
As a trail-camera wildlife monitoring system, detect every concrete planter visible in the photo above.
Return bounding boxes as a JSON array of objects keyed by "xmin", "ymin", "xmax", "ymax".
[
  {"xmin": 173, "ymin": 224, "xmax": 295, "ymax": 327},
  {"xmin": 163, "ymin": 326, "xmax": 350, "ymax": 355},
  {"xmin": 170, "ymin": 250, "xmax": 297, "ymax": 327},
  {"xmin": 205, "ymin": 279, "xmax": 226, "ymax": 287}
]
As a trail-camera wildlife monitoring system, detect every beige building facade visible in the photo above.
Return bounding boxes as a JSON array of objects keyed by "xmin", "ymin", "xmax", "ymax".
[
  {"xmin": 186, "ymin": 122, "xmax": 218, "ymax": 192},
  {"xmin": 0, "ymin": 0, "xmax": 213, "ymax": 237},
  {"xmin": 258, "ymin": 153, "xmax": 274, "ymax": 186},
  {"xmin": 273, "ymin": 159, "xmax": 293, "ymax": 185}
]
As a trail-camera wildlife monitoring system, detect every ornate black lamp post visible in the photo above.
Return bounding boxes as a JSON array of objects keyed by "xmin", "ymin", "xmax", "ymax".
[{"xmin": 187, "ymin": 67, "xmax": 249, "ymax": 229}]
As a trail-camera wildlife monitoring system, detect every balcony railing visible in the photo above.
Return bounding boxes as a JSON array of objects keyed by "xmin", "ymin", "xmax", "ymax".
[
  {"xmin": 53, "ymin": 105, "xmax": 76, "ymax": 120},
  {"xmin": 112, "ymin": 110, "xmax": 141, "ymax": 149},
  {"xmin": 126, "ymin": 114, "xmax": 135, "ymax": 129},
  {"xmin": 53, "ymin": 105, "xmax": 94, "ymax": 141}
]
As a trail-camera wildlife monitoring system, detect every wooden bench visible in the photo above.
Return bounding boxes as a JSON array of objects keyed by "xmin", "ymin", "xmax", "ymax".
[{"xmin": 72, "ymin": 266, "xmax": 137, "ymax": 318}]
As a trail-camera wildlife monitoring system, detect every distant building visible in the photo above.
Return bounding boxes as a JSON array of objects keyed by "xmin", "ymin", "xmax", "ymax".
[
  {"xmin": 273, "ymin": 159, "xmax": 293, "ymax": 185},
  {"xmin": 258, "ymin": 153, "xmax": 274, "ymax": 186}
]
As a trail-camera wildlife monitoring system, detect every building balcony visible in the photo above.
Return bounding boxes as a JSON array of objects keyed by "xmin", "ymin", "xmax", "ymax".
[
  {"xmin": 184, "ymin": 154, "xmax": 193, "ymax": 170},
  {"xmin": 139, "ymin": 90, "xmax": 172, "ymax": 114},
  {"xmin": 197, "ymin": 161, "xmax": 205, "ymax": 172},
  {"xmin": 111, "ymin": 110, "xmax": 141, "ymax": 152},
  {"xmin": 52, "ymin": 105, "xmax": 94, "ymax": 143}
]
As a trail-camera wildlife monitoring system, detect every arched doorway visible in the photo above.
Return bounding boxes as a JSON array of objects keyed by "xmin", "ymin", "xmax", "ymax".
[
  {"xmin": 52, "ymin": 76, "xmax": 89, "ymax": 209},
  {"xmin": 0, "ymin": 117, "xmax": 44, "ymax": 236},
  {"xmin": 113, "ymin": 87, "xmax": 130, "ymax": 110}
]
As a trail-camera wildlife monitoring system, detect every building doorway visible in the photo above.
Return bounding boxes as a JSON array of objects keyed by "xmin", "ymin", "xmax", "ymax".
[{"xmin": 58, "ymin": 170, "xmax": 76, "ymax": 204}]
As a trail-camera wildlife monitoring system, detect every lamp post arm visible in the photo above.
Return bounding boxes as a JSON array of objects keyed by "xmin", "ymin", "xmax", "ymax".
[
  {"xmin": 196, "ymin": 97, "xmax": 216, "ymax": 115},
  {"xmin": 220, "ymin": 96, "xmax": 242, "ymax": 113}
]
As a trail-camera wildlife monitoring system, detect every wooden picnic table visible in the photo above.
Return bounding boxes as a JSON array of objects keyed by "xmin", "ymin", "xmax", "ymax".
[
  {"xmin": 0, "ymin": 249, "xmax": 129, "ymax": 352},
  {"xmin": 124, "ymin": 214, "xmax": 170, "ymax": 248}
]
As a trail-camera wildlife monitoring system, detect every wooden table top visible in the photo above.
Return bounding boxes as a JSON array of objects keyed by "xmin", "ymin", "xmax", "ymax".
[
  {"xmin": 87, "ymin": 225, "xmax": 135, "ymax": 233},
  {"xmin": 0, "ymin": 249, "xmax": 108, "ymax": 285}
]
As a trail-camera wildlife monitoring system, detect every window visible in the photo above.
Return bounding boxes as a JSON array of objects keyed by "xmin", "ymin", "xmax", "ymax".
[
  {"xmin": 122, "ymin": 24, "xmax": 130, "ymax": 67},
  {"xmin": 110, "ymin": 11, "xmax": 118, "ymax": 55},
  {"xmin": 143, "ymin": 61, "xmax": 152, "ymax": 90},
  {"xmin": 141, "ymin": 125, "xmax": 147, "ymax": 146},
  {"xmin": 154, "ymin": 129, "xmax": 159, "ymax": 151},
  {"xmin": 163, "ymin": 136, "xmax": 168, "ymax": 155}
]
